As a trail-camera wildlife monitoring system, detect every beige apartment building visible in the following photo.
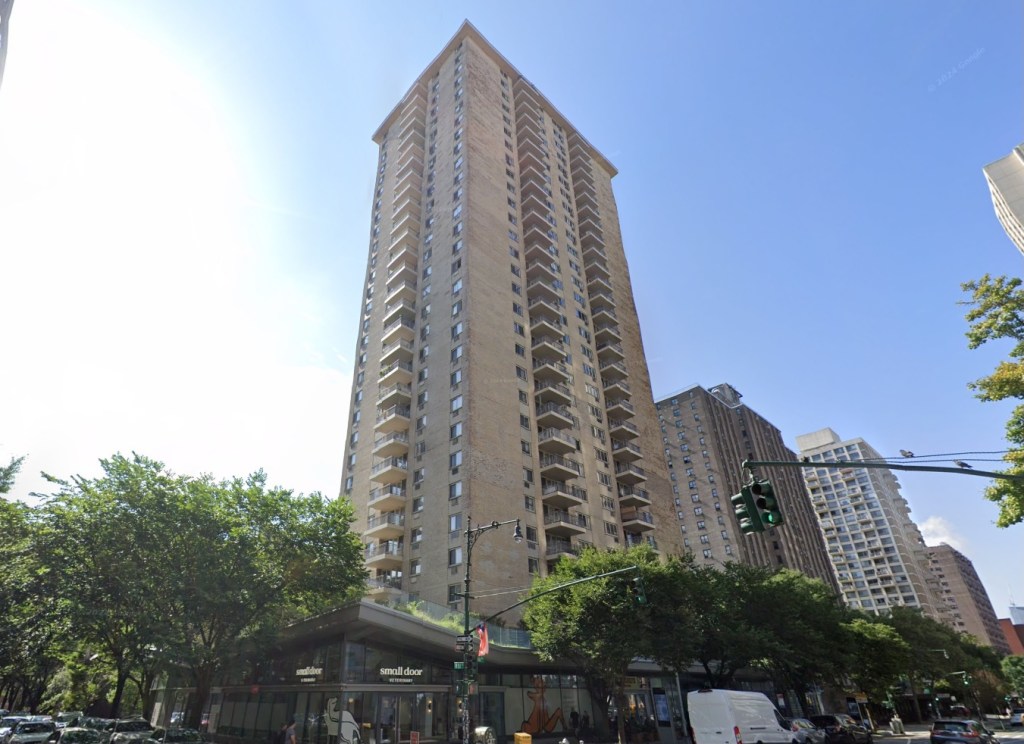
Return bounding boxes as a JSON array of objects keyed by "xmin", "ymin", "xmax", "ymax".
[
  {"xmin": 339, "ymin": 22, "xmax": 683, "ymax": 621},
  {"xmin": 928, "ymin": 543, "xmax": 1011, "ymax": 654},
  {"xmin": 796, "ymin": 428, "xmax": 947, "ymax": 621},
  {"xmin": 654, "ymin": 384, "xmax": 837, "ymax": 591}
]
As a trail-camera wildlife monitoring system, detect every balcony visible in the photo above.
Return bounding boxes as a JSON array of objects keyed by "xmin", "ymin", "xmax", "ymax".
[
  {"xmin": 386, "ymin": 260, "xmax": 417, "ymax": 290},
  {"xmin": 379, "ymin": 359, "xmax": 413, "ymax": 386},
  {"xmin": 373, "ymin": 431, "xmax": 410, "ymax": 459},
  {"xmin": 587, "ymin": 274, "xmax": 613, "ymax": 296},
  {"xmin": 377, "ymin": 382, "xmax": 412, "ymax": 408},
  {"xmin": 575, "ymin": 186, "xmax": 597, "ymax": 211},
  {"xmin": 543, "ymin": 510, "xmax": 587, "ymax": 538},
  {"xmin": 540, "ymin": 453, "xmax": 582, "ymax": 481},
  {"xmin": 590, "ymin": 288, "xmax": 615, "ymax": 307},
  {"xmin": 371, "ymin": 456, "xmax": 409, "ymax": 485},
  {"xmin": 586, "ymin": 258, "xmax": 611, "ymax": 281},
  {"xmin": 530, "ymin": 313, "xmax": 562, "ymax": 337},
  {"xmin": 606, "ymin": 398, "xmax": 634, "ymax": 419},
  {"xmin": 398, "ymin": 129, "xmax": 425, "ymax": 163},
  {"xmin": 579, "ymin": 215, "xmax": 602, "ymax": 235},
  {"xmin": 571, "ymin": 157, "xmax": 593, "ymax": 181},
  {"xmin": 625, "ymin": 535, "xmax": 659, "ymax": 553},
  {"xmin": 394, "ymin": 162, "xmax": 422, "ymax": 195},
  {"xmin": 522, "ymin": 206, "xmax": 553, "ymax": 232},
  {"xmin": 518, "ymin": 133, "xmax": 548, "ymax": 161},
  {"xmin": 365, "ymin": 540, "xmax": 403, "ymax": 569},
  {"xmin": 526, "ymin": 278, "xmax": 560, "ymax": 303},
  {"xmin": 526, "ymin": 258, "xmax": 559, "ymax": 283},
  {"xmin": 537, "ymin": 427, "xmax": 577, "ymax": 455},
  {"xmin": 383, "ymin": 298, "xmax": 416, "ymax": 326},
  {"xmin": 534, "ymin": 380, "xmax": 572, "ymax": 406},
  {"xmin": 611, "ymin": 439, "xmax": 643, "ymax": 462},
  {"xmin": 541, "ymin": 479, "xmax": 587, "ymax": 510},
  {"xmin": 382, "ymin": 316, "xmax": 416, "ymax": 346},
  {"xmin": 523, "ymin": 223, "xmax": 557, "ymax": 250},
  {"xmin": 384, "ymin": 279, "xmax": 417, "ymax": 305},
  {"xmin": 603, "ymin": 377, "xmax": 630, "ymax": 398},
  {"xmin": 368, "ymin": 485, "xmax": 406, "ymax": 512},
  {"xmin": 614, "ymin": 463, "xmax": 647, "ymax": 485},
  {"xmin": 620, "ymin": 509, "xmax": 655, "ymax": 533},
  {"xmin": 600, "ymin": 359, "xmax": 628, "ymax": 382},
  {"xmin": 533, "ymin": 357, "xmax": 572, "ymax": 382},
  {"xmin": 608, "ymin": 418, "xmax": 639, "ymax": 439},
  {"xmin": 531, "ymin": 334, "xmax": 567, "ymax": 360},
  {"xmin": 596, "ymin": 341, "xmax": 625, "ymax": 363},
  {"xmin": 379, "ymin": 339, "xmax": 414, "ymax": 366},
  {"xmin": 520, "ymin": 174, "xmax": 551, "ymax": 202},
  {"xmin": 366, "ymin": 573, "xmax": 404, "ymax": 598},
  {"xmin": 535, "ymin": 402, "xmax": 574, "ymax": 429},
  {"xmin": 591, "ymin": 304, "xmax": 616, "ymax": 324},
  {"xmin": 528, "ymin": 296, "xmax": 561, "ymax": 318},
  {"xmin": 618, "ymin": 485, "xmax": 651, "ymax": 508},
  {"xmin": 594, "ymin": 322, "xmax": 621, "ymax": 343},
  {"xmin": 365, "ymin": 511, "xmax": 405, "ymax": 539},
  {"xmin": 393, "ymin": 193, "xmax": 421, "ymax": 225},
  {"xmin": 387, "ymin": 242, "xmax": 418, "ymax": 274},
  {"xmin": 581, "ymin": 230, "xmax": 606, "ymax": 253},
  {"xmin": 395, "ymin": 153, "xmax": 424, "ymax": 183},
  {"xmin": 375, "ymin": 404, "xmax": 411, "ymax": 433},
  {"xmin": 545, "ymin": 538, "xmax": 578, "ymax": 559}
]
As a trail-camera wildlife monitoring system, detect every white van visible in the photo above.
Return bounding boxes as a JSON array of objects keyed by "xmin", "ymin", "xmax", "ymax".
[{"xmin": 687, "ymin": 689, "xmax": 792, "ymax": 744}]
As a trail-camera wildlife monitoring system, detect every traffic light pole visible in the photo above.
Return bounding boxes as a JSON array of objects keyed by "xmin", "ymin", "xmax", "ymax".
[{"xmin": 741, "ymin": 458, "xmax": 1024, "ymax": 481}]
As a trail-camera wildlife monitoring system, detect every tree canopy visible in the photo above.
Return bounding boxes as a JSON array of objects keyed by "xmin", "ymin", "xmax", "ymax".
[
  {"xmin": 962, "ymin": 273, "xmax": 1024, "ymax": 526},
  {"xmin": 0, "ymin": 450, "xmax": 368, "ymax": 724}
]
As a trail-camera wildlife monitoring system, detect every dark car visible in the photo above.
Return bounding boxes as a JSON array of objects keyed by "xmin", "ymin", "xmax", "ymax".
[
  {"xmin": 808, "ymin": 715, "xmax": 871, "ymax": 744},
  {"xmin": 930, "ymin": 720, "xmax": 998, "ymax": 744},
  {"xmin": 147, "ymin": 730, "xmax": 203, "ymax": 744},
  {"xmin": 53, "ymin": 728, "xmax": 102, "ymax": 744},
  {"xmin": 107, "ymin": 721, "xmax": 152, "ymax": 744},
  {"xmin": 783, "ymin": 718, "xmax": 826, "ymax": 744}
]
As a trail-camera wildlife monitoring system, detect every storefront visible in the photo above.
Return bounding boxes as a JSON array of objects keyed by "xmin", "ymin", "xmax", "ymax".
[{"xmin": 151, "ymin": 601, "xmax": 698, "ymax": 744}]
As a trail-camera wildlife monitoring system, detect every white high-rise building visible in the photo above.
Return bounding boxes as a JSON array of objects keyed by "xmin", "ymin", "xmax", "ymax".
[
  {"xmin": 795, "ymin": 428, "xmax": 945, "ymax": 620},
  {"xmin": 983, "ymin": 144, "xmax": 1024, "ymax": 256}
]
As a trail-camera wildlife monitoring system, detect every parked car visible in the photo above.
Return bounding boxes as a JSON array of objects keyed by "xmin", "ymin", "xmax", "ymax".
[
  {"xmin": 930, "ymin": 720, "xmax": 998, "ymax": 744},
  {"xmin": 8, "ymin": 721, "xmax": 57, "ymax": 744},
  {"xmin": 1, "ymin": 719, "xmax": 30, "ymax": 744},
  {"xmin": 53, "ymin": 728, "xmax": 101, "ymax": 744},
  {"xmin": 784, "ymin": 718, "xmax": 826, "ymax": 744},
  {"xmin": 808, "ymin": 715, "xmax": 871, "ymax": 744},
  {"xmin": 1009, "ymin": 708, "xmax": 1024, "ymax": 727},
  {"xmin": 108, "ymin": 721, "xmax": 152, "ymax": 744},
  {"xmin": 55, "ymin": 715, "xmax": 84, "ymax": 732},
  {"xmin": 146, "ymin": 729, "xmax": 202, "ymax": 744}
]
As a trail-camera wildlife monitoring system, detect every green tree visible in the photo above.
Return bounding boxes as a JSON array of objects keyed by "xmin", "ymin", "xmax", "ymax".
[
  {"xmin": 961, "ymin": 273, "xmax": 1024, "ymax": 526},
  {"xmin": 1002, "ymin": 656, "xmax": 1024, "ymax": 697},
  {"xmin": 842, "ymin": 616, "xmax": 912, "ymax": 703},
  {"xmin": 522, "ymin": 546, "xmax": 665, "ymax": 744},
  {"xmin": 0, "ymin": 454, "xmax": 24, "ymax": 493},
  {"xmin": 38, "ymin": 453, "xmax": 367, "ymax": 726}
]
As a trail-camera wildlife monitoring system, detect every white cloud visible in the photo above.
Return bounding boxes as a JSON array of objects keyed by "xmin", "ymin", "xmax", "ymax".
[{"xmin": 919, "ymin": 515, "xmax": 969, "ymax": 552}]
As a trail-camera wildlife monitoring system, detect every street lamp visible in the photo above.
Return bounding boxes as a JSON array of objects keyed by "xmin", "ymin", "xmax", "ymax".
[{"xmin": 459, "ymin": 516, "xmax": 522, "ymax": 744}]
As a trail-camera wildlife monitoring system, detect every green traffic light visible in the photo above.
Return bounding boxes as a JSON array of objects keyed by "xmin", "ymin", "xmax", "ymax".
[
  {"xmin": 751, "ymin": 479, "xmax": 785, "ymax": 528},
  {"xmin": 732, "ymin": 486, "xmax": 765, "ymax": 534}
]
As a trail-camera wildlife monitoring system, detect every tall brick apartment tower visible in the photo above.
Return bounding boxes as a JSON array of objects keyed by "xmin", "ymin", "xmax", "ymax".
[
  {"xmin": 654, "ymin": 384, "xmax": 838, "ymax": 592},
  {"xmin": 340, "ymin": 22, "xmax": 682, "ymax": 620}
]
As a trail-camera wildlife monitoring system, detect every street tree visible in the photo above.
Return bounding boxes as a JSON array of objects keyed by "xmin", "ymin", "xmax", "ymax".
[
  {"xmin": 841, "ymin": 616, "xmax": 912, "ymax": 704},
  {"xmin": 38, "ymin": 452, "xmax": 367, "ymax": 726},
  {"xmin": 0, "ymin": 454, "xmax": 24, "ymax": 493},
  {"xmin": 1002, "ymin": 655, "xmax": 1024, "ymax": 697},
  {"xmin": 961, "ymin": 273, "xmax": 1024, "ymax": 526},
  {"xmin": 522, "ymin": 546, "xmax": 669, "ymax": 744}
]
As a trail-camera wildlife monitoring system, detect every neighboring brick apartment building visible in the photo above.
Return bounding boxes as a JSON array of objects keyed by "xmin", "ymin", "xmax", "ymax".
[
  {"xmin": 654, "ymin": 383, "xmax": 837, "ymax": 590},
  {"xmin": 796, "ymin": 428, "xmax": 947, "ymax": 621},
  {"xmin": 339, "ymin": 22, "xmax": 683, "ymax": 620},
  {"xmin": 928, "ymin": 543, "xmax": 1011, "ymax": 654}
]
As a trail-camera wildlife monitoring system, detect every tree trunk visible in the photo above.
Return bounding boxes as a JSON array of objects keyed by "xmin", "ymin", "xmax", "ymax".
[
  {"xmin": 110, "ymin": 667, "xmax": 130, "ymax": 719},
  {"xmin": 188, "ymin": 665, "xmax": 215, "ymax": 730}
]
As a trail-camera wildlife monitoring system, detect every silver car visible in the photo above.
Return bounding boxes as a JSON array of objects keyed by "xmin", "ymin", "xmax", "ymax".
[
  {"xmin": 8, "ymin": 721, "xmax": 56, "ymax": 744},
  {"xmin": 785, "ymin": 719, "xmax": 826, "ymax": 744}
]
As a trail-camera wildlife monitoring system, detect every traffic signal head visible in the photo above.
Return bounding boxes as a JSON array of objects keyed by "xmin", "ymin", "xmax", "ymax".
[
  {"xmin": 632, "ymin": 575, "xmax": 648, "ymax": 605},
  {"xmin": 731, "ymin": 486, "xmax": 765, "ymax": 534},
  {"xmin": 751, "ymin": 479, "xmax": 785, "ymax": 527}
]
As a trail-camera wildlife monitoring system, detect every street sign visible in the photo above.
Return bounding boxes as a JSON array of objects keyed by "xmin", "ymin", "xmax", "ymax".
[{"xmin": 455, "ymin": 634, "xmax": 475, "ymax": 649}]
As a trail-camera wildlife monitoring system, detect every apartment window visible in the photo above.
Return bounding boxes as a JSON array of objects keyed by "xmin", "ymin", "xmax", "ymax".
[
  {"xmin": 416, "ymin": 415, "xmax": 427, "ymax": 431},
  {"xmin": 594, "ymin": 448, "xmax": 608, "ymax": 463},
  {"xmin": 451, "ymin": 369, "xmax": 462, "ymax": 386},
  {"xmin": 449, "ymin": 481, "xmax": 463, "ymax": 499},
  {"xmin": 451, "ymin": 395, "xmax": 464, "ymax": 413},
  {"xmin": 413, "ymin": 468, "xmax": 426, "ymax": 485},
  {"xmin": 520, "ymin": 414, "xmax": 530, "ymax": 429},
  {"xmin": 451, "ymin": 345, "xmax": 463, "ymax": 362},
  {"xmin": 516, "ymin": 366, "xmax": 528, "ymax": 381},
  {"xmin": 450, "ymin": 451, "xmax": 463, "ymax": 468},
  {"xmin": 412, "ymin": 527, "xmax": 423, "ymax": 543},
  {"xmin": 449, "ymin": 513, "xmax": 462, "ymax": 532},
  {"xmin": 604, "ymin": 522, "xmax": 618, "ymax": 536},
  {"xmin": 448, "ymin": 585, "xmax": 461, "ymax": 603},
  {"xmin": 523, "ymin": 468, "xmax": 534, "ymax": 484},
  {"xmin": 528, "ymin": 558, "xmax": 539, "ymax": 574},
  {"xmin": 412, "ymin": 496, "xmax": 424, "ymax": 513},
  {"xmin": 518, "ymin": 390, "xmax": 528, "ymax": 404},
  {"xmin": 512, "ymin": 282, "xmax": 521, "ymax": 295},
  {"xmin": 451, "ymin": 258, "xmax": 462, "ymax": 273},
  {"xmin": 451, "ymin": 322, "xmax": 464, "ymax": 340},
  {"xmin": 410, "ymin": 559, "xmax": 421, "ymax": 575},
  {"xmin": 453, "ymin": 239, "xmax": 463, "ymax": 254},
  {"xmin": 515, "ymin": 343, "xmax": 526, "ymax": 357},
  {"xmin": 417, "ymin": 391, "xmax": 428, "ymax": 407},
  {"xmin": 512, "ymin": 302, "xmax": 523, "ymax": 316},
  {"xmin": 525, "ymin": 495, "xmax": 535, "ymax": 512},
  {"xmin": 513, "ymin": 322, "xmax": 525, "ymax": 336},
  {"xmin": 700, "ymin": 535, "xmax": 710, "ymax": 545},
  {"xmin": 453, "ymin": 278, "xmax": 463, "ymax": 294},
  {"xmin": 450, "ymin": 422, "xmax": 463, "ymax": 440},
  {"xmin": 521, "ymin": 440, "xmax": 532, "ymax": 455},
  {"xmin": 703, "ymin": 549, "xmax": 713, "ymax": 559}
]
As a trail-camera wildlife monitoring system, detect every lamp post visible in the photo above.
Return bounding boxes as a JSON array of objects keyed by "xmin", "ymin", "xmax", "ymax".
[{"xmin": 459, "ymin": 516, "xmax": 522, "ymax": 744}]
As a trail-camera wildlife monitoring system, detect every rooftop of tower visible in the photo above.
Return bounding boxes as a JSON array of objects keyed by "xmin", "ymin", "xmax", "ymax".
[{"xmin": 371, "ymin": 19, "xmax": 617, "ymax": 177}]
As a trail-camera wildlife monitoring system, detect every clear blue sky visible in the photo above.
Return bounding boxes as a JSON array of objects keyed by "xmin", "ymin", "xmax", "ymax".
[{"xmin": 1, "ymin": 1, "xmax": 1021, "ymax": 618}]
